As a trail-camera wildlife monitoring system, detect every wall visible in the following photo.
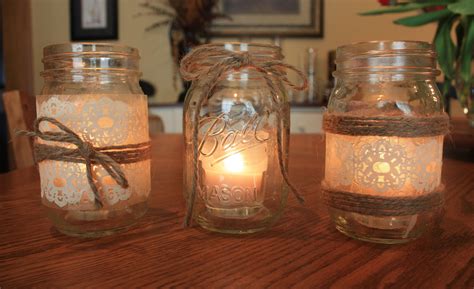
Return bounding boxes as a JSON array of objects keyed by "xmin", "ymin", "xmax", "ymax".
[
  {"xmin": 31, "ymin": 0, "xmax": 439, "ymax": 104},
  {"xmin": 31, "ymin": 0, "xmax": 174, "ymax": 102}
]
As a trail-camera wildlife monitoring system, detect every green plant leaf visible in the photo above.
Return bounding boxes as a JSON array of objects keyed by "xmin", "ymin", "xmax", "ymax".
[
  {"xmin": 442, "ymin": 76, "xmax": 452, "ymax": 106},
  {"xmin": 394, "ymin": 9, "xmax": 452, "ymax": 26},
  {"xmin": 360, "ymin": 2, "xmax": 451, "ymax": 16},
  {"xmin": 455, "ymin": 19, "xmax": 465, "ymax": 58},
  {"xmin": 459, "ymin": 17, "xmax": 474, "ymax": 83},
  {"xmin": 458, "ymin": 16, "xmax": 474, "ymax": 106},
  {"xmin": 448, "ymin": 0, "xmax": 474, "ymax": 16},
  {"xmin": 434, "ymin": 15, "xmax": 457, "ymax": 79}
]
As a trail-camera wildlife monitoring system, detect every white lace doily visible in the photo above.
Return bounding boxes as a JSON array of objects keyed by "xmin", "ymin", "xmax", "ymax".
[
  {"xmin": 325, "ymin": 133, "xmax": 443, "ymax": 197},
  {"xmin": 37, "ymin": 94, "xmax": 150, "ymax": 208}
]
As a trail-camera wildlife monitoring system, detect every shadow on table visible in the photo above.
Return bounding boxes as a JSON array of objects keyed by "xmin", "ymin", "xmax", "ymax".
[
  {"xmin": 412, "ymin": 216, "xmax": 473, "ymax": 251},
  {"xmin": 444, "ymin": 147, "xmax": 474, "ymax": 162},
  {"xmin": 189, "ymin": 205, "xmax": 352, "ymax": 243},
  {"xmin": 193, "ymin": 206, "xmax": 473, "ymax": 252},
  {"xmin": 328, "ymin": 214, "xmax": 473, "ymax": 252}
]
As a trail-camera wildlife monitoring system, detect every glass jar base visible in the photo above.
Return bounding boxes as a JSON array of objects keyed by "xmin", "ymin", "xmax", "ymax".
[
  {"xmin": 205, "ymin": 205, "xmax": 263, "ymax": 219},
  {"xmin": 46, "ymin": 201, "xmax": 148, "ymax": 238},
  {"xmin": 334, "ymin": 224, "xmax": 417, "ymax": 244},
  {"xmin": 196, "ymin": 206, "xmax": 280, "ymax": 234},
  {"xmin": 329, "ymin": 208, "xmax": 437, "ymax": 244}
]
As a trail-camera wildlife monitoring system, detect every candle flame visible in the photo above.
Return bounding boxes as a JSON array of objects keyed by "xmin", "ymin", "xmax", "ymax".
[{"xmin": 223, "ymin": 153, "xmax": 244, "ymax": 173}]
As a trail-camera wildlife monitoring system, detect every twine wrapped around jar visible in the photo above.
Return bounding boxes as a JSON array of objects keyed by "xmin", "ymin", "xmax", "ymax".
[
  {"xmin": 180, "ymin": 44, "xmax": 308, "ymax": 227},
  {"xmin": 18, "ymin": 117, "xmax": 152, "ymax": 207},
  {"xmin": 322, "ymin": 112, "xmax": 450, "ymax": 216},
  {"xmin": 323, "ymin": 114, "xmax": 450, "ymax": 137}
]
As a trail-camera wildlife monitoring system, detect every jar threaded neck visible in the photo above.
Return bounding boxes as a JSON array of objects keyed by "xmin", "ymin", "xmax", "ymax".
[
  {"xmin": 334, "ymin": 40, "xmax": 439, "ymax": 78},
  {"xmin": 42, "ymin": 43, "xmax": 140, "ymax": 78}
]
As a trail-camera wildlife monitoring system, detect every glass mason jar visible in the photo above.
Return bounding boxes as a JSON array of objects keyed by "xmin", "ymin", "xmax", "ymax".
[
  {"xmin": 323, "ymin": 41, "xmax": 448, "ymax": 244},
  {"xmin": 38, "ymin": 43, "xmax": 150, "ymax": 237},
  {"xmin": 183, "ymin": 43, "xmax": 291, "ymax": 234}
]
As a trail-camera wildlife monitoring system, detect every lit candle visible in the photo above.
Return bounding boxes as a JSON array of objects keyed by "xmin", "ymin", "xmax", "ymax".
[{"xmin": 199, "ymin": 141, "xmax": 268, "ymax": 218}]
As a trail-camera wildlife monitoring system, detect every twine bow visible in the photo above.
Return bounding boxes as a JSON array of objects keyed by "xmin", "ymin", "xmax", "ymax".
[
  {"xmin": 19, "ymin": 117, "xmax": 151, "ymax": 208},
  {"xmin": 180, "ymin": 44, "xmax": 308, "ymax": 227}
]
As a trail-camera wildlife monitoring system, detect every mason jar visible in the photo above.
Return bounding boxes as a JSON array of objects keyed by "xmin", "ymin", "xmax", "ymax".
[
  {"xmin": 323, "ymin": 41, "xmax": 449, "ymax": 243},
  {"xmin": 183, "ymin": 43, "xmax": 292, "ymax": 234},
  {"xmin": 37, "ymin": 43, "xmax": 150, "ymax": 237}
]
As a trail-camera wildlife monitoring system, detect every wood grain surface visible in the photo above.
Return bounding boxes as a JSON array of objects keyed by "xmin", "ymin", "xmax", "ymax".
[
  {"xmin": 0, "ymin": 134, "xmax": 473, "ymax": 288},
  {"xmin": 446, "ymin": 117, "xmax": 474, "ymax": 150}
]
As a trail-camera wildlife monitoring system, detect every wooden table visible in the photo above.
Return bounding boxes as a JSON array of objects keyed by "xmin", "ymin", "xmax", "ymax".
[
  {"xmin": 446, "ymin": 117, "xmax": 474, "ymax": 150},
  {"xmin": 1, "ymin": 135, "xmax": 473, "ymax": 288}
]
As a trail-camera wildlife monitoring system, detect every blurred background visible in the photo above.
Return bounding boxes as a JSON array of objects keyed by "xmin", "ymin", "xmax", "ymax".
[
  {"xmin": 27, "ymin": 0, "xmax": 441, "ymax": 103},
  {"xmin": 1, "ymin": 0, "xmax": 471, "ymax": 172}
]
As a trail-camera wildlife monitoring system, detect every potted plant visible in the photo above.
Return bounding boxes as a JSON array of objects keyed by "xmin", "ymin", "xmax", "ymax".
[
  {"xmin": 361, "ymin": 0, "xmax": 474, "ymax": 125},
  {"xmin": 138, "ymin": 0, "xmax": 228, "ymax": 101}
]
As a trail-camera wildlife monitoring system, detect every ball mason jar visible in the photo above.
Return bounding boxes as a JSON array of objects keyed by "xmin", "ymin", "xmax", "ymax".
[
  {"xmin": 38, "ymin": 43, "xmax": 150, "ymax": 237},
  {"xmin": 323, "ymin": 41, "xmax": 448, "ymax": 244},
  {"xmin": 183, "ymin": 43, "xmax": 291, "ymax": 234}
]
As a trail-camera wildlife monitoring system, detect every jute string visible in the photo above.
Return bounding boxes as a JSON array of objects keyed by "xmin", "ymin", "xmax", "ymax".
[
  {"xmin": 180, "ymin": 44, "xmax": 308, "ymax": 227},
  {"xmin": 323, "ymin": 113, "xmax": 450, "ymax": 137},
  {"xmin": 321, "ymin": 182, "xmax": 444, "ymax": 216},
  {"xmin": 322, "ymin": 112, "xmax": 449, "ymax": 215},
  {"xmin": 18, "ymin": 117, "xmax": 151, "ymax": 208}
]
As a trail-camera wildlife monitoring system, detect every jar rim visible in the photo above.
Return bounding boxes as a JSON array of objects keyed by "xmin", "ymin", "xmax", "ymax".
[
  {"xmin": 334, "ymin": 40, "xmax": 439, "ymax": 78},
  {"xmin": 336, "ymin": 40, "xmax": 436, "ymax": 58},
  {"xmin": 41, "ymin": 43, "xmax": 141, "ymax": 78},
  {"xmin": 202, "ymin": 42, "xmax": 281, "ymax": 50},
  {"xmin": 43, "ymin": 43, "xmax": 140, "ymax": 59},
  {"xmin": 196, "ymin": 42, "xmax": 283, "ymax": 59}
]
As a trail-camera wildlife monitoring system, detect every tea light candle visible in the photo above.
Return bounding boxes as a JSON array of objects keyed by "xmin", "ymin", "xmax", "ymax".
[{"xmin": 200, "ymin": 143, "xmax": 268, "ymax": 218}]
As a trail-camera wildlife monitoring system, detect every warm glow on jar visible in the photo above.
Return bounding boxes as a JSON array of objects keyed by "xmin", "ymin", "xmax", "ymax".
[
  {"xmin": 325, "ymin": 133, "xmax": 443, "ymax": 198},
  {"xmin": 183, "ymin": 42, "xmax": 298, "ymax": 233},
  {"xmin": 37, "ymin": 43, "xmax": 150, "ymax": 237},
  {"xmin": 37, "ymin": 94, "xmax": 151, "ymax": 209},
  {"xmin": 223, "ymin": 153, "xmax": 245, "ymax": 173},
  {"xmin": 323, "ymin": 40, "xmax": 448, "ymax": 244},
  {"xmin": 200, "ymin": 142, "xmax": 268, "ymax": 218}
]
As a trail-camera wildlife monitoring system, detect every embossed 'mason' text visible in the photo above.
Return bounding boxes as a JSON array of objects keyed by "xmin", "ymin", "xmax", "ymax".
[{"xmin": 200, "ymin": 184, "xmax": 259, "ymax": 204}]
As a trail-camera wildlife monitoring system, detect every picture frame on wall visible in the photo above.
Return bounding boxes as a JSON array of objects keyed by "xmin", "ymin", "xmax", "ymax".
[
  {"xmin": 210, "ymin": 0, "xmax": 323, "ymax": 37},
  {"xmin": 70, "ymin": 0, "xmax": 118, "ymax": 41}
]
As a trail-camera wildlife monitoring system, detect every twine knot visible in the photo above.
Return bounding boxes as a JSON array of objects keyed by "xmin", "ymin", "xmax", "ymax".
[
  {"xmin": 179, "ymin": 44, "xmax": 308, "ymax": 227},
  {"xmin": 236, "ymin": 52, "xmax": 252, "ymax": 67},
  {"xmin": 180, "ymin": 44, "xmax": 308, "ymax": 93},
  {"xmin": 18, "ymin": 116, "xmax": 151, "ymax": 208},
  {"xmin": 79, "ymin": 141, "xmax": 96, "ymax": 159}
]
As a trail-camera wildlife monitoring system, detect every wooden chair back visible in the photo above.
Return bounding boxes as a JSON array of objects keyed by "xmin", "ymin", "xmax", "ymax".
[
  {"xmin": 149, "ymin": 114, "xmax": 165, "ymax": 136},
  {"xmin": 2, "ymin": 90, "xmax": 34, "ymax": 169}
]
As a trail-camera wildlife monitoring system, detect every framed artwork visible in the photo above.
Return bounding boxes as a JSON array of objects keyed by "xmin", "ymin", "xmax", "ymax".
[
  {"xmin": 70, "ymin": 0, "xmax": 118, "ymax": 41},
  {"xmin": 210, "ymin": 0, "xmax": 323, "ymax": 37}
]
